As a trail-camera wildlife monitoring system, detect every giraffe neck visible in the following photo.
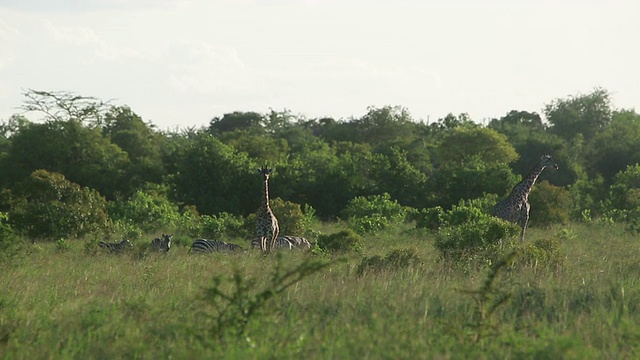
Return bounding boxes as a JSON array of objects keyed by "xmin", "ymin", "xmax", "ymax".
[
  {"xmin": 262, "ymin": 177, "xmax": 272, "ymax": 212},
  {"xmin": 513, "ymin": 162, "xmax": 547, "ymax": 200}
]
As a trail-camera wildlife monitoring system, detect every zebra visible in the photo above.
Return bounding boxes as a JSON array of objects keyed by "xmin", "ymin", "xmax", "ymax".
[
  {"xmin": 251, "ymin": 236, "xmax": 306, "ymax": 250},
  {"xmin": 280, "ymin": 236, "xmax": 312, "ymax": 249},
  {"xmin": 98, "ymin": 238, "xmax": 133, "ymax": 253},
  {"xmin": 190, "ymin": 239, "xmax": 243, "ymax": 254},
  {"xmin": 151, "ymin": 233, "xmax": 172, "ymax": 252}
]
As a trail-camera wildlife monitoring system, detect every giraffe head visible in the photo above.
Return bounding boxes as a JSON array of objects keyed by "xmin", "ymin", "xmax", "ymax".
[
  {"xmin": 540, "ymin": 154, "xmax": 559, "ymax": 170},
  {"xmin": 258, "ymin": 165, "xmax": 273, "ymax": 180}
]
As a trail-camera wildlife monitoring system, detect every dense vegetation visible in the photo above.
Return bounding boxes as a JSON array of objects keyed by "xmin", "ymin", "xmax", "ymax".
[{"xmin": 1, "ymin": 87, "xmax": 640, "ymax": 358}]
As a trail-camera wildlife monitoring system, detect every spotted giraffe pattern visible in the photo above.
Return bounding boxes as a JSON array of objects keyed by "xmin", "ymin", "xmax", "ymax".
[
  {"xmin": 256, "ymin": 166, "xmax": 280, "ymax": 254},
  {"xmin": 493, "ymin": 154, "xmax": 558, "ymax": 242}
]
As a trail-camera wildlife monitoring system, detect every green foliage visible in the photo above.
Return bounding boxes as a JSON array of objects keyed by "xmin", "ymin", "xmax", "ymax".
[
  {"xmin": 545, "ymin": 87, "xmax": 613, "ymax": 141},
  {"xmin": 0, "ymin": 118, "xmax": 130, "ymax": 199},
  {"xmin": 415, "ymin": 195, "xmax": 499, "ymax": 231},
  {"xmin": 8, "ymin": 170, "xmax": 111, "ymax": 241},
  {"xmin": 528, "ymin": 181, "xmax": 573, "ymax": 227},
  {"xmin": 459, "ymin": 250, "xmax": 518, "ymax": 344},
  {"xmin": 437, "ymin": 126, "xmax": 519, "ymax": 165},
  {"xmin": 356, "ymin": 248, "xmax": 422, "ymax": 276},
  {"xmin": 517, "ymin": 236, "xmax": 565, "ymax": 270},
  {"xmin": 108, "ymin": 189, "xmax": 181, "ymax": 233},
  {"xmin": 433, "ymin": 202, "xmax": 520, "ymax": 263},
  {"xmin": 317, "ymin": 229, "xmax": 364, "ymax": 254},
  {"xmin": 269, "ymin": 198, "xmax": 315, "ymax": 236},
  {"xmin": 55, "ymin": 238, "xmax": 71, "ymax": 252},
  {"xmin": 0, "ymin": 212, "xmax": 22, "ymax": 258},
  {"xmin": 169, "ymin": 133, "xmax": 256, "ymax": 215},
  {"xmin": 430, "ymin": 157, "xmax": 518, "ymax": 208},
  {"xmin": 341, "ymin": 193, "xmax": 411, "ymax": 234},
  {"xmin": 197, "ymin": 212, "xmax": 247, "ymax": 241},
  {"xmin": 195, "ymin": 255, "xmax": 338, "ymax": 341}
]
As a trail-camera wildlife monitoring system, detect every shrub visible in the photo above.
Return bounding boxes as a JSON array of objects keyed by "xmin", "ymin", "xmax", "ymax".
[
  {"xmin": 317, "ymin": 229, "xmax": 364, "ymax": 254},
  {"xmin": 108, "ymin": 189, "xmax": 181, "ymax": 233},
  {"xmin": 528, "ymin": 181, "xmax": 573, "ymax": 227},
  {"xmin": 8, "ymin": 170, "xmax": 111, "ymax": 241},
  {"xmin": 0, "ymin": 212, "xmax": 22, "ymax": 259},
  {"xmin": 434, "ymin": 215, "xmax": 520, "ymax": 263},
  {"xmin": 356, "ymin": 248, "xmax": 422, "ymax": 276},
  {"xmin": 517, "ymin": 236, "xmax": 565, "ymax": 270},
  {"xmin": 270, "ymin": 198, "xmax": 315, "ymax": 236},
  {"xmin": 341, "ymin": 193, "xmax": 411, "ymax": 234},
  {"xmin": 198, "ymin": 212, "xmax": 247, "ymax": 241}
]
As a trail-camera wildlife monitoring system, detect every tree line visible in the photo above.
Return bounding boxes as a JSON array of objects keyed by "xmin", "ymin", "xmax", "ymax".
[{"xmin": 0, "ymin": 87, "xmax": 639, "ymax": 243}]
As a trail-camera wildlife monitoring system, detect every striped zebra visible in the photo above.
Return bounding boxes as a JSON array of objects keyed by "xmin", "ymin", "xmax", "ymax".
[
  {"xmin": 98, "ymin": 238, "xmax": 133, "ymax": 253},
  {"xmin": 151, "ymin": 233, "xmax": 172, "ymax": 252},
  {"xmin": 190, "ymin": 239, "xmax": 243, "ymax": 254},
  {"xmin": 251, "ymin": 236, "xmax": 310, "ymax": 250},
  {"xmin": 281, "ymin": 236, "xmax": 312, "ymax": 249}
]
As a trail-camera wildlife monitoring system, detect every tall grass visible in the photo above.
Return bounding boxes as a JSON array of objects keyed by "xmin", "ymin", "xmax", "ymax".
[{"xmin": 1, "ymin": 222, "xmax": 640, "ymax": 359}]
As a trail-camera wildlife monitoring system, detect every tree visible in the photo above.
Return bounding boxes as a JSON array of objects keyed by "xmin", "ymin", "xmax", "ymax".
[
  {"xmin": 0, "ymin": 119, "xmax": 129, "ymax": 199},
  {"xmin": 169, "ymin": 133, "xmax": 256, "ymax": 215},
  {"xmin": 7, "ymin": 170, "xmax": 110, "ymax": 241},
  {"xmin": 208, "ymin": 111, "xmax": 264, "ymax": 135},
  {"xmin": 587, "ymin": 109, "xmax": 640, "ymax": 183},
  {"xmin": 19, "ymin": 89, "xmax": 112, "ymax": 128},
  {"xmin": 102, "ymin": 106, "xmax": 166, "ymax": 195},
  {"xmin": 545, "ymin": 88, "xmax": 612, "ymax": 141},
  {"xmin": 436, "ymin": 127, "xmax": 519, "ymax": 166}
]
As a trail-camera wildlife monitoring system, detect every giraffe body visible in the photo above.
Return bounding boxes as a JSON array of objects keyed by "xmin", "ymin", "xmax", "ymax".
[
  {"xmin": 493, "ymin": 155, "xmax": 558, "ymax": 242},
  {"xmin": 256, "ymin": 166, "xmax": 280, "ymax": 254}
]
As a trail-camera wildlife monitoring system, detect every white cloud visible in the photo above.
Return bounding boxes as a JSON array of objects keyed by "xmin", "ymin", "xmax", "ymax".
[
  {"xmin": 0, "ymin": 20, "xmax": 19, "ymax": 69},
  {"xmin": 42, "ymin": 20, "xmax": 140, "ymax": 63}
]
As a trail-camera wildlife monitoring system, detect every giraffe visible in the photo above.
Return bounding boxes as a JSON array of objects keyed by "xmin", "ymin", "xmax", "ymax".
[
  {"xmin": 256, "ymin": 166, "xmax": 280, "ymax": 254},
  {"xmin": 492, "ymin": 154, "xmax": 558, "ymax": 242}
]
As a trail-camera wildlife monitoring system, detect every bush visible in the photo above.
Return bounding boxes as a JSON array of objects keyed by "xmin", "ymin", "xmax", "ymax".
[
  {"xmin": 0, "ymin": 212, "xmax": 22, "ymax": 259},
  {"xmin": 341, "ymin": 193, "xmax": 411, "ymax": 234},
  {"xmin": 434, "ymin": 215, "xmax": 520, "ymax": 263},
  {"xmin": 517, "ymin": 236, "xmax": 565, "ymax": 270},
  {"xmin": 8, "ymin": 170, "xmax": 111, "ymax": 241},
  {"xmin": 317, "ymin": 229, "xmax": 364, "ymax": 254},
  {"xmin": 198, "ymin": 212, "xmax": 247, "ymax": 241},
  {"xmin": 356, "ymin": 248, "xmax": 422, "ymax": 276},
  {"xmin": 108, "ymin": 189, "xmax": 181, "ymax": 233},
  {"xmin": 270, "ymin": 198, "xmax": 315, "ymax": 236},
  {"xmin": 528, "ymin": 181, "xmax": 573, "ymax": 227}
]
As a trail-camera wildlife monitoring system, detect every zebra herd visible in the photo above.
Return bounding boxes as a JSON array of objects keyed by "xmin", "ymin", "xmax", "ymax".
[{"xmin": 98, "ymin": 234, "xmax": 311, "ymax": 254}]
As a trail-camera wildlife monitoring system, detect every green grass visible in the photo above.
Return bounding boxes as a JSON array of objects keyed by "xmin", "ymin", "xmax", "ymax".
[{"xmin": 2, "ymin": 222, "xmax": 640, "ymax": 359}]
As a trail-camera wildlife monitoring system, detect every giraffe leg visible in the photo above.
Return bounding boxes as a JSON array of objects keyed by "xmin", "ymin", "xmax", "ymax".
[
  {"xmin": 519, "ymin": 203, "xmax": 530, "ymax": 243},
  {"xmin": 260, "ymin": 236, "xmax": 268, "ymax": 254}
]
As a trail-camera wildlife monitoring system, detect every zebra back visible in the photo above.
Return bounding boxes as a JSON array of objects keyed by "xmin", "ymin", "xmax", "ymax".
[
  {"xmin": 190, "ymin": 239, "xmax": 243, "ymax": 254},
  {"xmin": 250, "ymin": 236, "xmax": 295, "ymax": 250},
  {"xmin": 279, "ymin": 236, "xmax": 312, "ymax": 249},
  {"xmin": 151, "ymin": 233, "xmax": 172, "ymax": 252},
  {"xmin": 98, "ymin": 238, "xmax": 132, "ymax": 253}
]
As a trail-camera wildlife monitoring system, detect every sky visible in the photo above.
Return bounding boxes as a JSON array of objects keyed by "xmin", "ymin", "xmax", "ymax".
[{"xmin": 0, "ymin": 0, "xmax": 638, "ymax": 130}]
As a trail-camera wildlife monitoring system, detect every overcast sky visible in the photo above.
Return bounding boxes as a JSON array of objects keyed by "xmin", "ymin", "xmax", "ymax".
[{"xmin": 0, "ymin": 0, "xmax": 638, "ymax": 130}]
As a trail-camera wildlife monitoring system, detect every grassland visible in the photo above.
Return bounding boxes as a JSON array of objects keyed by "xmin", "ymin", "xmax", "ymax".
[{"xmin": 1, "ymin": 222, "xmax": 640, "ymax": 359}]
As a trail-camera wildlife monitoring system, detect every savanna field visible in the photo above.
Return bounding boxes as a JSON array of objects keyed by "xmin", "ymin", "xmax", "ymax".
[
  {"xmin": 3, "ymin": 89, "xmax": 640, "ymax": 359},
  {"xmin": 2, "ymin": 221, "xmax": 640, "ymax": 360}
]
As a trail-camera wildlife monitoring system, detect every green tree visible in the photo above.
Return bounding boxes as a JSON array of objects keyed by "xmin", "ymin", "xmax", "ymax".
[
  {"xmin": 169, "ymin": 132, "xmax": 256, "ymax": 215},
  {"xmin": 587, "ymin": 109, "xmax": 640, "ymax": 183},
  {"xmin": 102, "ymin": 106, "xmax": 166, "ymax": 195},
  {"xmin": 208, "ymin": 111, "xmax": 264, "ymax": 135},
  {"xmin": 545, "ymin": 88, "xmax": 612, "ymax": 142},
  {"xmin": 0, "ymin": 119, "xmax": 129, "ymax": 199},
  {"xmin": 437, "ymin": 127, "xmax": 519, "ymax": 166},
  {"xmin": 8, "ymin": 170, "xmax": 110, "ymax": 241}
]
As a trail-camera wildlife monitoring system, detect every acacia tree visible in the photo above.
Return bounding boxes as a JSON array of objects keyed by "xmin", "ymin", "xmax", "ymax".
[{"xmin": 20, "ymin": 89, "xmax": 112, "ymax": 128}]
